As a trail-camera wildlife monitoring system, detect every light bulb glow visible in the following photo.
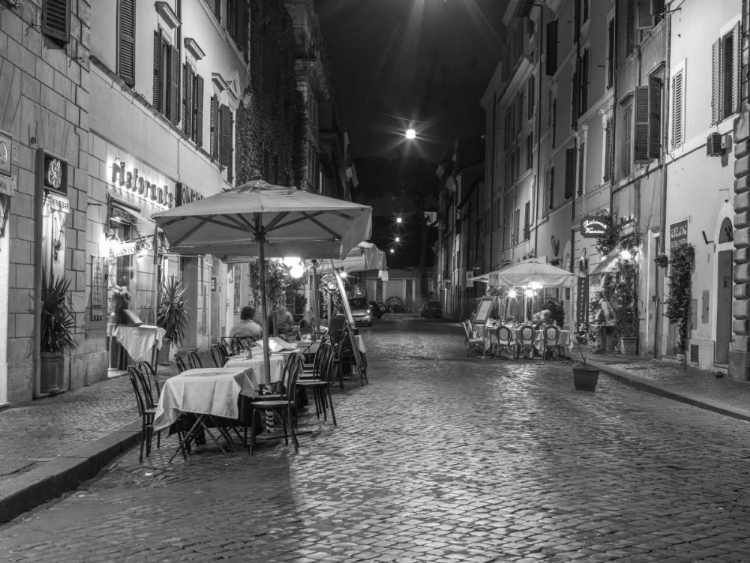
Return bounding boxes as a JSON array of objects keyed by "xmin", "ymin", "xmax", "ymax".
[
  {"xmin": 396, "ymin": 217, "xmax": 402, "ymax": 223},
  {"xmin": 620, "ymin": 249, "xmax": 633, "ymax": 261},
  {"xmin": 405, "ymin": 128, "xmax": 416, "ymax": 139},
  {"xmin": 390, "ymin": 248, "xmax": 395, "ymax": 253},
  {"xmin": 290, "ymin": 264, "xmax": 304, "ymax": 278},
  {"xmin": 529, "ymin": 281, "xmax": 543, "ymax": 290},
  {"xmin": 524, "ymin": 289, "xmax": 535, "ymax": 297},
  {"xmin": 395, "ymin": 237, "xmax": 400, "ymax": 242},
  {"xmin": 507, "ymin": 288, "xmax": 518, "ymax": 299}
]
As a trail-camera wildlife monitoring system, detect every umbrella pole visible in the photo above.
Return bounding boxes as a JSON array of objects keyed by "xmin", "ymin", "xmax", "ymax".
[{"xmin": 256, "ymin": 222, "xmax": 272, "ymax": 389}]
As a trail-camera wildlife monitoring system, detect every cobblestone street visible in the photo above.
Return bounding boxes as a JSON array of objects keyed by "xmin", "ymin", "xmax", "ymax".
[{"xmin": 2, "ymin": 316, "xmax": 750, "ymax": 562}]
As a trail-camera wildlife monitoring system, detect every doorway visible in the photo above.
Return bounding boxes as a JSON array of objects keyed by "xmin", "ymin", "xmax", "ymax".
[{"xmin": 716, "ymin": 250, "xmax": 732, "ymax": 365}]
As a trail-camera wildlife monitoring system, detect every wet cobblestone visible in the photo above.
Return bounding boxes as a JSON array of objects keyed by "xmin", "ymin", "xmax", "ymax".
[{"xmin": 2, "ymin": 316, "xmax": 750, "ymax": 561}]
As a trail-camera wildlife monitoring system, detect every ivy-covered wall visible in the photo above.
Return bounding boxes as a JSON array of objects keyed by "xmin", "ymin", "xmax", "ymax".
[{"xmin": 236, "ymin": 0, "xmax": 303, "ymax": 186}]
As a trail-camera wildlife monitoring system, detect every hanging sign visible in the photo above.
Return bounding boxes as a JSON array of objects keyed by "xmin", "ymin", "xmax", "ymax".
[
  {"xmin": 110, "ymin": 235, "xmax": 153, "ymax": 257},
  {"xmin": 581, "ymin": 215, "xmax": 608, "ymax": 238},
  {"xmin": 670, "ymin": 220, "xmax": 688, "ymax": 250},
  {"xmin": 576, "ymin": 275, "xmax": 589, "ymax": 323}
]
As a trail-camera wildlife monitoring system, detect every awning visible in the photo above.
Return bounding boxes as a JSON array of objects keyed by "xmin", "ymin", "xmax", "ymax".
[{"xmin": 589, "ymin": 248, "xmax": 620, "ymax": 276}]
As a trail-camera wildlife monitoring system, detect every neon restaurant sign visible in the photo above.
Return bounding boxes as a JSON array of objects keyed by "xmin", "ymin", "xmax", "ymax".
[{"xmin": 581, "ymin": 215, "xmax": 608, "ymax": 238}]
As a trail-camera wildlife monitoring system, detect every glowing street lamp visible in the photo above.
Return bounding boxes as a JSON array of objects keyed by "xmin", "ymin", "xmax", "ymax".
[
  {"xmin": 395, "ymin": 236, "xmax": 400, "ymax": 243},
  {"xmin": 396, "ymin": 217, "xmax": 403, "ymax": 224}
]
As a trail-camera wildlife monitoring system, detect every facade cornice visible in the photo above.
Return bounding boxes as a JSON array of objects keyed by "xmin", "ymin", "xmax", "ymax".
[
  {"xmin": 498, "ymin": 57, "xmax": 533, "ymax": 108},
  {"xmin": 481, "ymin": 61, "xmax": 505, "ymax": 108}
]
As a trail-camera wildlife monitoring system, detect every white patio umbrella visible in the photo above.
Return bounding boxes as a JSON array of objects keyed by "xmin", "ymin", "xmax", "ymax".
[
  {"xmin": 313, "ymin": 241, "xmax": 388, "ymax": 276},
  {"xmin": 488, "ymin": 258, "xmax": 578, "ymax": 288},
  {"xmin": 152, "ymin": 180, "xmax": 372, "ymax": 383}
]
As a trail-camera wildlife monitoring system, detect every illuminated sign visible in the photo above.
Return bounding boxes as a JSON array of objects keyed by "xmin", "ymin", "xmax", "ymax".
[
  {"xmin": 44, "ymin": 155, "xmax": 67, "ymax": 193},
  {"xmin": 110, "ymin": 235, "xmax": 153, "ymax": 257},
  {"xmin": 111, "ymin": 161, "xmax": 175, "ymax": 209},
  {"xmin": 581, "ymin": 215, "xmax": 608, "ymax": 238}
]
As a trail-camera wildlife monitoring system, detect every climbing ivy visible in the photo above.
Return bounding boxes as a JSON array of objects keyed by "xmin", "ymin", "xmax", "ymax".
[{"xmin": 665, "ymin": 242, "xmax": 695, "ymax": 353}]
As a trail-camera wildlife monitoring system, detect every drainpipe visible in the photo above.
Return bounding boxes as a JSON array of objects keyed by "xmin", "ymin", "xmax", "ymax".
[{"xmin": 655, "ymin": 6, "xmax": 672, "ymax": 358}]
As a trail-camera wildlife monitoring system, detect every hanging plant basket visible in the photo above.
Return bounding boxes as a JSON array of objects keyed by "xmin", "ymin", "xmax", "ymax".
[{"xmin": 654, "ymin": 254, "xmax": 669, "ymax": 268}]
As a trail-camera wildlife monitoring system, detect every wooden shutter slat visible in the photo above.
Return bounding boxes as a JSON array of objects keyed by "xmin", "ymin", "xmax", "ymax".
[
  {"xmin": 195, "ymin": 75, "xmax": 204, "ymax": 147},
  {"xmin": 564, "ymin": 147, "xmax": 576, "ymax": 199},
  {"xmin": 546, "ymin": 20, "xmax": 558, "ymax": 76},
  {"xmin": 648, "ymin": 77, "xmax": 661, "ymax": 159},
  {"xmin": 733, "ymin": 21, "xmax": 741, "ymax": 115},
  {"xmin": 712, "ymin": 39, "xmax": 722, "ymax": 124},
  {"xmin": 634, "ymin": 86, "xmax": 650, "ymax": 162},
  {"xmin": 170, "ymin": 45, "xmax": 180, "ymax": 125},
  {"xmin": 153, "ymin": 29, "xmax": 162, "ymax": 111},
  {"xmin": 672, "ymin": 71, "xmax": 683, "ymax": 148},
  {"xmin": 42, "ymin": 0, "xmax": 71, "ymax": 43},
  {"xmin": 117, "ymin": 0, "xmax": 136, "ymax": 87}
]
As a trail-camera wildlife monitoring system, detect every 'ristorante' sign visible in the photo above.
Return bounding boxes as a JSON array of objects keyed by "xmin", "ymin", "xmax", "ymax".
[
  {"xmin": 111, "ymin": 161, "xmax": 174, "ymax": 208},
  {"xmin": 581, "ymin": 215, "xmax": 608, "ymax": 238}
]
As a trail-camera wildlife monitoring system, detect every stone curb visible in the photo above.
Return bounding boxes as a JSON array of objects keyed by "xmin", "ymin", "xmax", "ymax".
[
  {"xmin": 0, "ymin": 420, "xmax": 141, "ymax": 525},
  {"xmin": 586, "ymin": 359, "xmax": 750, "ymax": 424}
]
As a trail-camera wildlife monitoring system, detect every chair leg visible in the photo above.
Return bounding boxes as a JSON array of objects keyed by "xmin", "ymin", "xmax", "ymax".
[
  {"xmin": 288, "ymin": 405, "xmax": 299, "ymax": 452},
  {"xmin": 139, "ymin": 419, "xmax": 145, "ymax": 463},
  {"xmin": 327, "ymin": 385, "xmax": 337, "ymax": 426},
  {"xmin": 280, "ymin": 409, "xmax": 289, "ymax": 446},
  {"xmin": 249, "ymin": 407, "xmax": 257, "ymax": 455}
]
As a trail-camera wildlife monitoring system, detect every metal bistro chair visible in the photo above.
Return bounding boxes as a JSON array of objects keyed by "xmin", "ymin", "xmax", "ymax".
[
  {"xmin": 494, "ymin": 325, "xmax": 515, "ymax": 360},
  {"xmin": 297, "ymin": 342, "xmax": 337, "ymax": 425},
  {"xmin": 543, "ymin": 325, "xmax": 564, "ymax": 360},
  {"xmin": 174, "ymin": 354, "xmax": 188, "ymax": 373},
  {"xmin": 517, "ymin": 325, "xmax": 536, "ymax": 360},
  {"xmin": 462, "ymin": 320, "xmax": 485, "ymax": 357},
  {"xmin": 187, "ymin": 350, "xmax": 202, "ymax": 370},
  {"xmin": 127, "ymin": 365, "xmax": 157, "ymax": 463},
  {"xmin": 211, "ymin": 343, "xmax": 229, "ymax": 367},
  {"xmin": 247, "ymin": 353, "xmax": 301, "ymax": 455},
  {"xmin": 137, "ymin": 360, "xmax": 161, "ymax": 400}
]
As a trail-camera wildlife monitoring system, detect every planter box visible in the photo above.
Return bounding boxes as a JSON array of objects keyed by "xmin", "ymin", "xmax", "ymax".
[{"xmin": 573, "ymin": 366, "xmax": 599, "ymax": 391}]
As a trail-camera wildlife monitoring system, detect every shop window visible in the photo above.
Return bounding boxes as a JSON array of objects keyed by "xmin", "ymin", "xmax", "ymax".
[
  {"xmin": 153, "ymin": 29, "xmax": 180, "ymax": 125},
  {"xmin": 42, "ymin": 0, "xmax": 71, "ymax": 45},
  {"xmin": 117, "ymin": 0, "xmax": 136, "ymax": 87}
]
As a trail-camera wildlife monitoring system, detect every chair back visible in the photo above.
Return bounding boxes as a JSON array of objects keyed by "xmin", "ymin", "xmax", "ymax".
[
  {"xmin": 543, "ymin": 325, "xmax": 560, "ymax": 345},
  {"xmin": 174, "ymin": 354, "xmax": 187, "ymax": 373},
  {"xmin": 497, "ymin": 325, "xmax": 513, "ymax": 345},
  {"xmin": 187, "ymin": 350, "xmax": 202, "ymax": 370},
  {"xmin": 312, "ymin": 342, "xmax": 332, "ymax": 378},
  {"xmin": 137, "ymin": 360, "xmax": 160, "ymax": 399},
  {"xmin": 518, "ymin": 325, "xmax": 535, "ymax": 344},
  {"xmin": 321, "ymin": 343, "xmax": 338, "ymax": 383},
  {"xmin": 210, "ymin": 344, "xmax": 228, "ymax": 367},
  {"xmin": 127, "ymin": 365, "xmax": 155, "ymax": 416},
  {"xmin": 281, "ymin": 352, "xmax": 300, "ymax": 394}
]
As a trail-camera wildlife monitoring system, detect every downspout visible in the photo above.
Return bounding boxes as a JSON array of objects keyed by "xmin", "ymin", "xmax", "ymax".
[
  {"xmin": 33, "ymin": 149, "xmax": 44, "ymax": 397},
  {"xmin": 655, "ymin": 6, "xmax": 672, "ymax": 358},
  {"xmin": 533, "ymin": 7, "xmax": 545, "ymax": 260},
  {"xmin": 490, "ymin": 92, "xmax": 496, "ymax": 270}
]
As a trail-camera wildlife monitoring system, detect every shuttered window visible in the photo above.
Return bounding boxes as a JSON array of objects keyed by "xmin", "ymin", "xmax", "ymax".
[
  {"xmin": 527, "ymin": 75, "xmax": 535, "ymax": 120},
  {"xmin": 604, "ymin": 118, "xmax": 614, "ymax": 182},
  {"xmin": 634, "ymin": 86, "xmax": 650, "ymax": 163},
  {"xmin": 564, "ymin": 147, "xmax": 576, "ymax": 199},
  {"xmin": 607, "ymin": 19, "xmax": 615, "ymax": 89},
  {"xmin": 577, "ymin": 142, "xmax": 585, "ymax": 196},
  {"xmin": 526, "ymin": 133, "xmax": 533, "ymax": 170},
  {"xmin": 153, "ymin": 30, "xmax": 162, "ymax": 112},
  {"xmin": 182, "ymin": 63, "xmax": 193, "ymax": 139},
  {"xmin": 622, "ymin": 103, "xmax": 633, "ymax": 175},
  {"xmin": 219, "ymin": 105, "xmax": 235, "ymax": 183},
  {"xmin": 169, "ymin": 45, "xmax": 180, "ymax": 125},
  {"xmin": 579, "ymin": 49, "xmax": 589, "ymax": 115},
  {"xmin": 551, "ymin": 99, "xmax": 557, "ymax": 148},
  {"xmin": 226, "ymin": 0, "xmax": 247, "ymax": 51},
  {"xmin": 712, "ymin": 23, "xmax": 742, "ymax": 124},
  {"xmin": 117, "ymin": 0, "xmax": 136, "ymax": 87},
  {"xmin": 523, "ymin": 202, "xmax": 530, "ymax": 241},
  {"xmin": 153, "ymin": 29, "xmax": 179, "ymax": 122},
  {"xmin": 548, "ymin": 167, "xmax": 555, "ymax": 210},
  {"xmin": 571, "ymin": 70, "xmax": 579, "ymax": 129},
  {"xmin": 194, "ymin": 75, "xmax": 204, "ymax": 147},
  {"xmin": 648, "ymin": 76, "xmax": 662, "ymax": 159},
  {"xmin": 671, "ymin": 70, "xmax": 684, "ymax": 149},
  {"xmin": 210, "ymin": 96, "xmax": 219, "ymax": 159},
  {"xmin": 514, "ymin": 209, "xmax": 520, "ymax": 246},
  {"xmin": 42, "ymin": 0, "xmax": 71, "ymax": 44},
  {"xmin": 546, "ymin": 20, "xmax": 558, "ymax": 76}
]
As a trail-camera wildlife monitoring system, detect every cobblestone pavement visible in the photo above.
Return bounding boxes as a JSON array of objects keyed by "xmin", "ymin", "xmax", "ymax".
[{"xmin": 3, "ymin": 316, "xmax": 750, "ymax": 562}]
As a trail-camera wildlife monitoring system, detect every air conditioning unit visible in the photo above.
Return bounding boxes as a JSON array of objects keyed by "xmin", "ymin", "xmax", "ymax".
[{"xmin": 707, "ymin": 132, "xmax": 724, "ymax": 157}]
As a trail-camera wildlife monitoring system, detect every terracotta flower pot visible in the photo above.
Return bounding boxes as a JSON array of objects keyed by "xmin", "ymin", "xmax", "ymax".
[{"xmin": 619, "ymin": 336, "xmax": 638, "ymax": 356}]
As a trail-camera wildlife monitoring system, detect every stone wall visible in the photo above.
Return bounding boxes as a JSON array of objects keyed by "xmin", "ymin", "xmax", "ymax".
[{"xmin": 0, "ymin": 0, "xmax": 91, "ymax": 401}]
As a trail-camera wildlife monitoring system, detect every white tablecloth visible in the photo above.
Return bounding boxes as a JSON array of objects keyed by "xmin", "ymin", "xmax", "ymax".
[
  {"xmin": 113, "ymin": 325, "xmax": 166, "ymax": 362},
  {"xmin": 153, "ymin": 367, "xmax": 257, "ymax": 432},
  {"xmin": 474, "ymin": 325, "xmax": 570, "ymax": 351},
  {"xmin": 223, "ymin": 354, "xmax": 288, "ymax": 385}
]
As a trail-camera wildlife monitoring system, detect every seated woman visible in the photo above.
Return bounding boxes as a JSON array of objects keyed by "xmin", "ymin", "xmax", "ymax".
[{"xmin": 230, "ymin": 306, "xmax": 262, "ymax": 340}]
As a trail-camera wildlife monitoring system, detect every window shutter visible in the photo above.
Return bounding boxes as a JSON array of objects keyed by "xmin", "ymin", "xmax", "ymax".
[
  {"xmin": 577, "ymin": 142, "xmax": 585, "ymax": 196},
  {"xmin": 42, "ymin": 0, "xmax": 71, "ymax": 43},
  {"xmin": 220, "ymin": 105, "xmax": 229, "ymax": 166},
  {"xmin": 648, "ymin": 77, "xmax": 662, "ymax": 159},
  {"xmin": 651, "ymin": 0, "xmax": 665, "ymax": 17},
  {"xmin": 571, "ymin": 70, "xmax": 579, "ymax": 128},
  {"xmin": 580, "ymin": 49, "xmax": 589, "ymax": 113},
  {"xmin": 195, "ymin": 74, "xmax": 204, "ymax": 147},
  {"xmin": 237, "ymin": 0, "xmax": 247, "ymax": 51},
  {"xmin": 671, "ymin": 71, "xmax": 683, "ymax": 148},
  {"xmin": 733, "ymin": 21, "xmax": 741, "ymax": 115},
  {"xmin": 604, "ymin": 118, "xmax": 613, "ymax": 181},
  {"xmin": 524, "ymin": 202, "xmax": 530, "ymax": 240},
  {"xmin": 210, "ymin": 96, "xmax": 219, "ymax": 159},
  {"xmin": 637, "ymin": 0, "xmax": 652, "ymax": 28},
  {"xmin": 117, "ymin": 0, "xmax": 136, "ymax": 87},
  {"xmin": 514, "ymin": 209, "xmax": 520, "ymax": 245},
  {"xmin": 573, "ymin": 0, "xmax": 580, "ymax": 43},
  {"xmin": 711, "ymin": 39, "xmax": 722, "ymax": 125},
  {"xmin": 546, "ymin": 20, "xmax": 558, "ymax": 76},
  {"xmin": 634, "ymin": 86, "xmax": 650, "ymax": 163},
  {"xmin": 227, "ymin": 109, "xmax": 235, "ymax": 183},
  {"xmin": 564, "ymin": 147, "xmax": 576, "ymax": 199},
  {"xmin": 170, "ymin": 45, "xmax": 180, "ymax": 125},
  {"xmin": 551, "ymin": 99, "xmax": 557, "ymax": 147},
  {"xmin": 548, "ymin": 167, "xmax": 555, "ymax": 209},
  {"xmin": 153, "ymin": 29, "xmax": 162, "ymax": 111},
  {"xmin": 182, "ymin": 63, "xmax": 191, "ymax": 137},
  {"xmin": 607, "ymin": 19, "xmax": 615, "ymax": 89},
  {"xmin": 527, "ymin": 75, "xmax": 535, "ymax": 120},
  {"xmin": 623, "ymin": 104, "xmax": 633, "ymax": 175}
]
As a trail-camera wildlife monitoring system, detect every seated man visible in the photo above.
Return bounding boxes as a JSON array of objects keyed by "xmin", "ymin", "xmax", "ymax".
[
  {"xmin": 229, "ymin": 306, "xmax": 262, "ymax": 340},
  {"xmin": 275, "ymin": 305, "xmax": 295, "ymax": 335},
  {"xmin": 327, "ymin": 306, "xmax": 347, "ymax": 345}
]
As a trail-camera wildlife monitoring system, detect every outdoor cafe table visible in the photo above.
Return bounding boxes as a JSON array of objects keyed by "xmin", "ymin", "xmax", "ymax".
[
  {"xmin": 474, "ymin": 324, "xmax": 570, "ymax": 355},
  {"xmin": 113, "ymin": 325, "xmax": 166, "ymax": 364},
  {"xmin": 153, "ymin": 367, "xmax": 258, "ymax": 460},
  {"xmin": 223, "ymin": 353, "xmax": 290, "ymax": 386}
]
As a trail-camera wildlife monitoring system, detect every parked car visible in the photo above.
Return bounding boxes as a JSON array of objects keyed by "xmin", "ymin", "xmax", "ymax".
[
  {"xmin": 420, "ymin": 300, "xmax": 442, "ymax": 318},
  {"xmin": 349, "ymin": 297, "xmax": 373, "ymax": 327},
  {"xmin": 368, "ymin": 300, "xmax": 384, "ymax": 319}
]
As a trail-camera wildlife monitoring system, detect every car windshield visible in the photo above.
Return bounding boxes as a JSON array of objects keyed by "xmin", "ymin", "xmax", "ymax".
[{"xmin": 349, "ymin": 298, "xmax": 369, "ymax": 309}]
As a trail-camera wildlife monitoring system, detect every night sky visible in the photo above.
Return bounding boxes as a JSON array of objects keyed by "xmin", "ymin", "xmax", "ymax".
[{"xmin": 317, "ymin": 0, "xmax": 507, "ymax": 164}]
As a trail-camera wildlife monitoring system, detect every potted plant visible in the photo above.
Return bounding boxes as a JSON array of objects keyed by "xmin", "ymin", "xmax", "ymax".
[
  {"xmin": 572, "ymin": 323, "xmax": 599, "ymax": 391},
  {"xmin": 156, "ymin": 276, "xmax": 190, "ymax": 365},
  {"xmin": 665, "ymin": 242, "xmax": 695, "ymax": 361},
  {"xmin": 40, "ymin": 271, "xmax": 78, "ymax": 394},
  {"xmin": 612, "ymin": 254, "xmax": 639, "ymax": 355},
  {"xmin": 654, "ymin": 253, "xmax": 669, "ymax": 268}
]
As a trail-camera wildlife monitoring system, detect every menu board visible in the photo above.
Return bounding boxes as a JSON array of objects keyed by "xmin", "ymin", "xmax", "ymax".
[
  {"xmin": 576, "ymin": 275, "xmax": 589, "ymax": 324},
  {"xmin": 474, "ymin": 297, "xmax": 494, "ymax": 325}
]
